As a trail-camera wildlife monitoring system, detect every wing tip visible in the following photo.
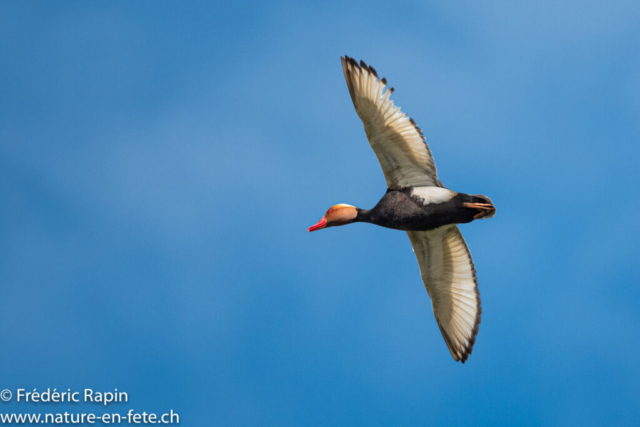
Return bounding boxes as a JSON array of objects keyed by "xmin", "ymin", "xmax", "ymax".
[
  {"xmin": 341, "ymin": 55, "xmax": 388, "ymax": 87},
  {"xmin": 440, "ymin": 317, "xmax": 481, "ymax": 364}
]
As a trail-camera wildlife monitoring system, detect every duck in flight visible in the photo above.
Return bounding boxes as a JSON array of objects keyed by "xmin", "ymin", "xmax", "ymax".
[{"xmin": 309, "ymin": 56, "xmax": 496, "ymax": 363}]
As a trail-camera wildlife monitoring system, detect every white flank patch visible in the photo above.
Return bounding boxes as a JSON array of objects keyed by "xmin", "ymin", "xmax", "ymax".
[{"xmin": 411, "ymin": 186, "xmax": 456, "ymax": 205}]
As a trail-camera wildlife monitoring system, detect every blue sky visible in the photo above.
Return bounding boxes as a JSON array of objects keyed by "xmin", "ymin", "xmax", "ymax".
[{"xmin": 1, "ymin": 1, "xmax": 639, "ymax": 425}]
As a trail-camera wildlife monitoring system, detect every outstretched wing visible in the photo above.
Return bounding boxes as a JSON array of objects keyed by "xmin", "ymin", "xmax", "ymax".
[
  {"xmin": 407, "ymin": 225, "xmax": 481, "ymax": 363},
  {"xmin": 341, "ymin": 56, "xmax": 442, "ymax": 189}
]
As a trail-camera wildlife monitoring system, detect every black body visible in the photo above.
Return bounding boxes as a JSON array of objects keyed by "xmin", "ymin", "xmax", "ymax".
[{"xmin": 355, "ymin": 189, "xmax": 490, "ymax": 232}]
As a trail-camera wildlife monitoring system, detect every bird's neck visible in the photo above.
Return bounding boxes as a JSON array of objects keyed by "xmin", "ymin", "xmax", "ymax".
[{"xmin": 355, "ymin": 208, "xmax": 376, "ymax": 224}]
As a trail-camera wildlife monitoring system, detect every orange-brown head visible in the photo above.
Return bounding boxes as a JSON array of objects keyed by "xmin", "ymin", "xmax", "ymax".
[{"xmin": 308, "ymin": 204, "xmax": 358, "ymax": 232}]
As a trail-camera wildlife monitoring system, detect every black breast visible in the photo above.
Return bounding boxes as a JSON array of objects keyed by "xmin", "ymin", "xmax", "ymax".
[{"xmin": 356, "ymin": 189, "xmax": 478, "ymax": 231}]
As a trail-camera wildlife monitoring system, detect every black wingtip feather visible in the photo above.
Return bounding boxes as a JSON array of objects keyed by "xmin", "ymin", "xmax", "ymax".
[{"xmin": 343, "ymin": 56, "xmax": 388, "ymax": 83}]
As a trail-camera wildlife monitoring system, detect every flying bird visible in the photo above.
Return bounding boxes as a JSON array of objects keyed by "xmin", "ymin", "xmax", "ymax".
[{"xmin": 309, "ymin": 56, "xmax": 496, "ymax": 363}]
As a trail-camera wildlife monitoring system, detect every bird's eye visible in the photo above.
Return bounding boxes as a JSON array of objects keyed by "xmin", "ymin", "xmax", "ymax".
[{"xmin": 329, "ymin": 209, "xmax": 333, "ymax": 213}]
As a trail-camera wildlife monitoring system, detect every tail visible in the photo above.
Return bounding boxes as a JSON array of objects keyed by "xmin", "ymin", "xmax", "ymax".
[{"xmin": 471, "ymin": 194, "xmax": 496, "ymax": 219}]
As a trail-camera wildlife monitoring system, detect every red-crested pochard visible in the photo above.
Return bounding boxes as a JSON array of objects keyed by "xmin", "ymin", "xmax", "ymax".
[{"xmin": 309, "ymin": 56, "xmax": 496, "ymax": 363}]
